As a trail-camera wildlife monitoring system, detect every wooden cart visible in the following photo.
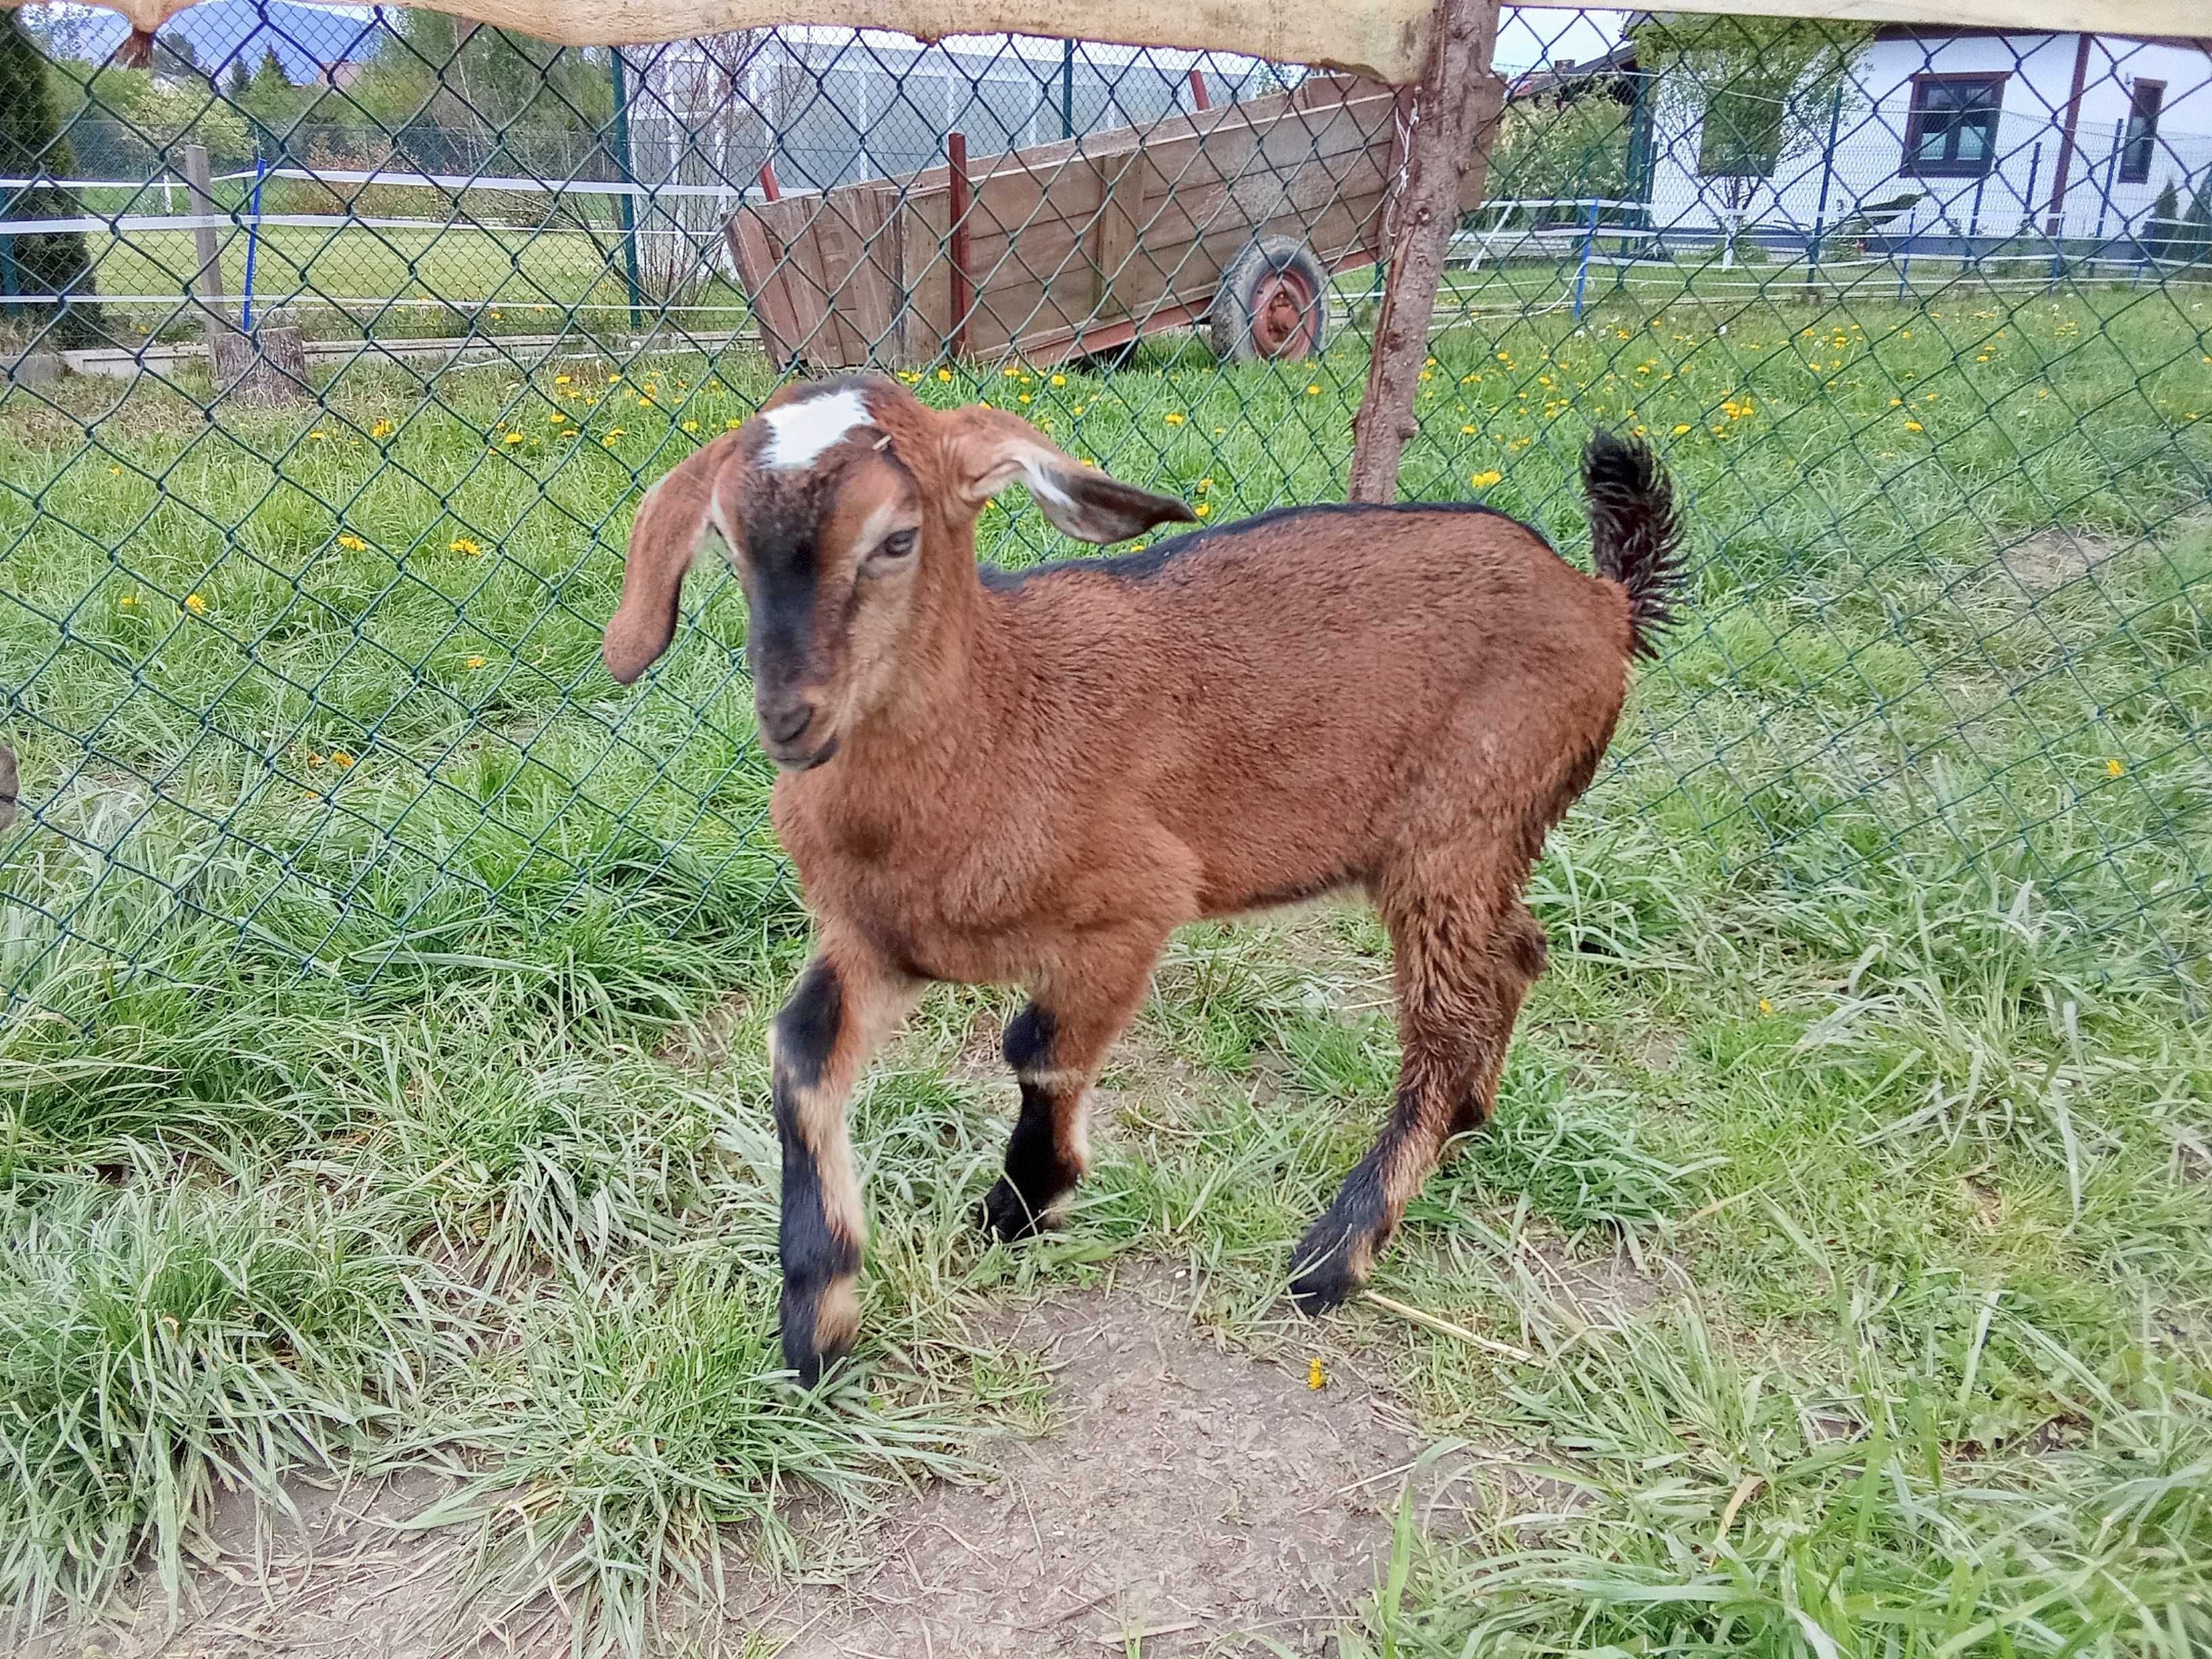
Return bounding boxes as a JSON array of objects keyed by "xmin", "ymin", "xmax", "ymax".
[{"xmin": 725, "ymin": 73, "xmax": 1497, "ymax": 371}]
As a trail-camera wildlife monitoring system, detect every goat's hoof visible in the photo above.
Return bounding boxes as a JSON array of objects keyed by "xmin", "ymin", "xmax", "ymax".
[
  {"xmin": 780, "ymin": 1277, "xmax": 860, "ymax": 1389},
  {"xmin": 979, "ymin": 1178, "xmax": 1052, "ymax": 1242},
  {"xmin": 1287, "ymin": 1222, "xmax": 1366, "ymax": 1316}
]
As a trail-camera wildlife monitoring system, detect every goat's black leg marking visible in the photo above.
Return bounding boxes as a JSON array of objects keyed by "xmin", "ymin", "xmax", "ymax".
[
  {"xmin": 769, "ymin": 951, "xmax": 915, "ymax": 1387},
  {"xmin": 981, "ymin": 1001, "xmax": 1086, "ymax": 1241},
  {"xmin": 1289, "ymin": 885, "xmax": 1544, "ymax": 1317},
  {"xmin": 978, "ymin": 945, "xmax": 1161, "ymax": 1246}
]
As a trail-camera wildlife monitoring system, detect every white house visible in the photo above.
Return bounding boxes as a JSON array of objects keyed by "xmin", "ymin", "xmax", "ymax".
[{"xmin": 1643, "ymin": 30, "xmax": 2212, "ymax": 251}]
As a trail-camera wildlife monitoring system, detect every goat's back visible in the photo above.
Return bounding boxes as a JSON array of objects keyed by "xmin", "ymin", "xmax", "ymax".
[{"xmin": 982, "ymin": 503, "xmax": 1635, "ymax": 912}]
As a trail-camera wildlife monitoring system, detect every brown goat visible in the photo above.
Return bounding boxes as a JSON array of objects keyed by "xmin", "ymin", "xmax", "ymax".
[{"xmin": 606, "ymin": 374, "xmax": 1683, "ymax": 1384}]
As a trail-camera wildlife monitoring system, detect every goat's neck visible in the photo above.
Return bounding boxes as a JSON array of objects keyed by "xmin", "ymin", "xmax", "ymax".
[{"xmin": 835, "ymin": 556, "xmax": 1006, "ymax": 796}]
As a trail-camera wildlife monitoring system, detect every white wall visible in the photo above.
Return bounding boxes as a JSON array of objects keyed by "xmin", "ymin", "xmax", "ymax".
[{"xmin": 1645, "ymin": 31, "xmax": 2212, "ymax": 246}]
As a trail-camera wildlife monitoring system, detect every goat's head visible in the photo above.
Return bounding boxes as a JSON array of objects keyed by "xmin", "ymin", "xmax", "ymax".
[{"xmin": 603, "ymin": 374, "xmax": 1193, "ymax": 769}]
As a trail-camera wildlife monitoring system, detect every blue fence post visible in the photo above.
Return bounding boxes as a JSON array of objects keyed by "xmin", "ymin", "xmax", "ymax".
[
  {"xmin": 608, "ymin": 47, "xmax": 646, "ymax": 333},
  {"xmin": 239, "ymin": 155, "xmax": 267, "ymax": 333},
  {"xmin": 1805, "ymin": 83, "xmax": 1843, "ymax": 294},
  {"xmin": 1572, "ymin": 194, "xmax": 1600, "ymax": 321}
]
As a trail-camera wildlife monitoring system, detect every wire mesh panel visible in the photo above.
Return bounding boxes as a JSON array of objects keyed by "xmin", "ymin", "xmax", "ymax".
[{"xmin": 1, "ymin": 7, "xmax": 2208, "ymax": 1036}]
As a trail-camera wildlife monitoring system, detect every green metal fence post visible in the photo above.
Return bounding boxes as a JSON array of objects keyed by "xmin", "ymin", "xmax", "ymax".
[
  {"xmin": 609, "ymin": 47, "xmax": 645, "ymax": 333},
  {"xmin": 1061, "ymin": 39, "xmax": 1075, "ymax": 140}
]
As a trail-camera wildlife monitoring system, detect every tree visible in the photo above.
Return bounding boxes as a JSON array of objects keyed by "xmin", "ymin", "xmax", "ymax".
[{"xmin": 0, "ymin": 9, "xmax": 105, "ymax": 348}]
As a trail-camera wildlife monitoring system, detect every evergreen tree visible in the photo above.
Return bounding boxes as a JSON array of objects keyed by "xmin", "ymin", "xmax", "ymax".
[
  {"xmin": 2146, "ymin": 180, "xmax": 2181, "ymax": 262},
  {"xmin": 0, "ymin": 9, "xmax": 105, "ymax": 348}
]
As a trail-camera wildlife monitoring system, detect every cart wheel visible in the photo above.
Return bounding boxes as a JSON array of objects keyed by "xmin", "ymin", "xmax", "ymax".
[{"xmin": 1209, "ymin": 237, "xmax": 1330, "ymax": 363}]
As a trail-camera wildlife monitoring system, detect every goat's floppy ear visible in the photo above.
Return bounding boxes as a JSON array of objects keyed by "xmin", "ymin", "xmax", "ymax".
[
  {"xmin": 944, "ymin": 406, "xmax": 1195, "ymax": 545},
  {"xmin": 605, "ymin": 432, "xmax": 745, "ymax": 686}
]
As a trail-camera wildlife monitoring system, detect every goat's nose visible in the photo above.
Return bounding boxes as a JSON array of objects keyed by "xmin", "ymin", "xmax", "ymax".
[{"xmin": 760, "ymin": 699, "xmax": 817, "ymax": 745}]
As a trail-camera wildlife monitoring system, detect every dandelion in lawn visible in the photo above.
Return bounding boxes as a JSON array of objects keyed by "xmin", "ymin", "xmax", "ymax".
[
  {"xmin": 2106, "ymin": 758, "xmax": 2125, "ymax": 777},
  {"xmin": 1050, "ymin": 373, "xmax": 1067, "ymax": 387},
  {"xmin": 489, "ymin": 309, "xmax": 501, "ymax": 320},
  {"xmin": 683, "ymin": 419, "xmax": 699, "ymax": 432},
  {"xmin": 1672, "ymin": 424, "xmax": 1692, "ymax": 436},
  {"xmin": 1162, "ymin": 411, "xmax": 1185, "ymax": 426},
  {"xmin": 108, "ymin": 465, "xmax": 121, "ymax": 474},
  {"xmin": 937, "ymin": 367, "xmax": 954, "ymax": 382},
  {"xmin": 1308, "ymin": 1358, "xmax": 1326, "ymax": 1390},
  {"xmin": 1305, "ymin": 384, "xmax": 1321, "ymax": 396},
  {"xmin": 1904, "ymin": 421, "xmax": 1923, "ymax": 432},
  {"xmin": 726, "ymin": 417, "xmax": 743, "ymax": 429},
  {"xmin": 1018, "ymin": 393, "xmax": 1030, "ymax": 405},
  {"xmin": 554, "ymin": 373, "xmax": 571, "ymax": 386},
  {"xmin": 1471, "ymin": 470, "xmax": 1502, "ymax": 488},
  {"xmin": 502, "ymin": 432, "xmax": 524, "ymax": 445},
  {"xmin": 182, "ymin": 592, "xmax": 207, "ymax": 615},
  {"xmin": 1759, "ymin": 998, "xmax": 1774, "ymax": 1015},
  {"xmin": 466, "ymin": 655, "xmax": 487, "ymax": 670},
  {"xmin": 1462, "ymin": 424, "xmax": 1477, "ymax": 434},
  {"xmin": 118, "ymin": 594, "xmax": 137, "ymax": 608},
  {"xmin": 331, "ymin": 750, "xmax": 356, "ymax": 767},
  {"xmin": 338, "ymin": 533, "xmax": 367, "ymax": 552},
  {"xmin": 450, "ymin": 537, "xmax": 483, "ymax": 556},
  {"xmin": 548, "ymin": 411, "xmax": 566, "ymax": 424},
  {"xmin": 602, "ymin": 429, "xmax": 626, "ymax": 446},
  {"xmin": 309, "ymin": 429, "xmax": 329, "ymax": 441}
]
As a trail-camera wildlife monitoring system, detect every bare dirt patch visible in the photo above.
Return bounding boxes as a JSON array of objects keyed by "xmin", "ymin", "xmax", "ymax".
[
  {"xmin": 731, "ymin": 1269, "xmax": 1480, "ymax": 1658},
  {"xmin": 22, "ymin": 1469, "xmax": 462, "ymax": 1659},
  {"xmin": 1998, "ymin": 529, "xmax": 2119, "ymax": 595}
]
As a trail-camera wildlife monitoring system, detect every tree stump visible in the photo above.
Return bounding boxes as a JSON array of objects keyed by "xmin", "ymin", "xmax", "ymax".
[{"xmin": 209, "ymin": 325, "xmax": 309, "ymax": 405}]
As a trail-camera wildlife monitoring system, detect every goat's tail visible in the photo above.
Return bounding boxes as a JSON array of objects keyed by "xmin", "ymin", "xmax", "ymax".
[{"xmin": 1582, "ymin": 430, "xmax": 1685, "ymax": 661}]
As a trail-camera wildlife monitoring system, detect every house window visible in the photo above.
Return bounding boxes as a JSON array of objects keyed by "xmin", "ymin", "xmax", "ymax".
[
  {"xmin": 1698, "ymin": 86, "xmax": 1785, "ymax": 178},
  {"xmin": 2121, "ymin": 80, "xmax": 2163, "ymax": 184},
  {"xmin": 1903, "ymin": 74, "xmax": 2005, "ymax": 177}
]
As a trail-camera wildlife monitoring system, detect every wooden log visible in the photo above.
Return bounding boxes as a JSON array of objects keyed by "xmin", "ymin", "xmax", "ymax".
[
  {"xmin": 1347, "ymin": 0, "xmax": 1502, "ymax": 504},
  {"xmin": 209, "ymin": 323, "xmax": 309, "ymax": 405}
]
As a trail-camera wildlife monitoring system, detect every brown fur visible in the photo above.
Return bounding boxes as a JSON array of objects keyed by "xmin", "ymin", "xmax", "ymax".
[{"xmin": 606, "ymin": 374, "xmax": 1681, "ymax": 1379}]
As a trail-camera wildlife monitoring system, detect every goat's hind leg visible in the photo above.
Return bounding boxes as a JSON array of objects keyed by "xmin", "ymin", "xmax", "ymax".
[
  {"xmin": 1288, "ymin": 877, "xmax": 1547, "ymax": 1314},
  {"xmin": 770, "ymin": 944, "xmax": 919, "ymax": 1385},
  {"xmin": 980, "ymin": 935, "xmax": 1160, "ymax": 1242}
]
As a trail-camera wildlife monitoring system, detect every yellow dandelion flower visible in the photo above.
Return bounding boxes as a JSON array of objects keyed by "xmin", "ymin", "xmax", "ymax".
[
  {"xmin": 502, "ymin": 432, "xmax": 525, "ymax": 445},
  {"xmin": 682, "ymin": 419, "xmax": 699, "ymax": 432},
  {"xmin": 554, "ymin": 373, "xmax": 571, "ymax": 385},
  {"xmin": 182, "ymin": 592, "xmax": 207, "ymax": 615},
  {"xmin": 1758, "ymin": 998, "xmax": 1774, "ymax": 1015},
  {"xmin": 466, "ymin": 655, "xmax": 487, "ymax": 670},
  {"xmin": 330, "ymin": 750, "xmax": 356, "ymax": 767},
  {"xmin": 1194, "ymin": 504, "xmax": 1210, "ymax": 517},
  {"xmin": 1671, "ymin": 424, "xmax": 1692, "ymax": 436},
  {"xmin": 1471, "ymin": 469, "xmax": 1502, "ymax": 488},
  {"xmin": 1163, "ymin": 411, "xmax": 1185, "ymax": 425},
  {"xmin": 937, "ymin": 367, "xmax": 954, "ymax": 382},
  {"xmin": 2105, "ymin": 758, "xmax": 2125, "ymax": 778},
  {"xmin": 118, "ymin": 594, "xmax": 138, "ymax": 607},
  {"xmin": 1305, "ymin": 384, "xmax": 1320, "ymax": 396},
  {"xmin": 337, "ymin": 533, "xmax": 368, "ymax": 552},
  {"xmin": 1904, "ymin": 420, "xmax": 1923, "ymax": 432},
  {"xmin": 1050, "ymin": 373, "xmax": 1067, "ymax": 387},
  {"xmin": 450, "ymin": 537, "xmax": 483, "ymax": 556},
  {"xmin": 1308, "ymin": 1357, "xmax": 1326, "ymax": 1390}
]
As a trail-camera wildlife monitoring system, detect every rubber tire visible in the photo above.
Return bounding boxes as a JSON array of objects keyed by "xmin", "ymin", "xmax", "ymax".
[{"xmin": 1208, "ymin": 237, "xmax": 1331, "ymax": 363}]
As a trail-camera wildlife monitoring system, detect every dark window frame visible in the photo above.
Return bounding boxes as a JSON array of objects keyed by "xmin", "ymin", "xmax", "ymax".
[
  {"xmin": 1902, "ymin": 70, "xmax": 2008, "ymax": 178},
  {"xmin": 2120, "ymin": 79, "xmax": 2164, "ymax": 184}
]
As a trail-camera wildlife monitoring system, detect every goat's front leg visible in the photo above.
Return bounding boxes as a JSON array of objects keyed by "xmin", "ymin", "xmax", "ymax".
[
  {"xmin": 769, "ymin": 945, "xmax": 918, "ymax": 1386},
  {"xmin": 980, "ymin": 936, "xmax": 1162, "ymax": 1242}
]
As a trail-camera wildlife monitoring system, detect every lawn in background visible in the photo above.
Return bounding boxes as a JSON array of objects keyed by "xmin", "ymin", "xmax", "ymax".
[{"xmin": 1, "ymin": 270, "xmax": 2209, "ymax": 1652}]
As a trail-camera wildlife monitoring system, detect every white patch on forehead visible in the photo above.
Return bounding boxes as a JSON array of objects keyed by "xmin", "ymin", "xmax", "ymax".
[{"xmin": 760, "ymin": 388, "xmax": 872, "ymax": 471}]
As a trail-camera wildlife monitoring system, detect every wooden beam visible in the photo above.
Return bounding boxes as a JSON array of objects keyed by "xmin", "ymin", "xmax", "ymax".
[
  {"xmin": 1347, "ymin": 0, "xmax": 1500, "ymax": 504},
  {"xmin": 178, "ymin": 144, "xmax": 235, "ymax": 360},
  {"xmin": 946, "ymin": 129, "xmax": 972, "ymax": 360}
]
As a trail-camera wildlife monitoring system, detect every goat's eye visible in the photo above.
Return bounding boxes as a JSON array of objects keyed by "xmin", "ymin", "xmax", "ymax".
[{"xmin": 869, "ymin": 529, "xmax": 917, "ymax": 565}]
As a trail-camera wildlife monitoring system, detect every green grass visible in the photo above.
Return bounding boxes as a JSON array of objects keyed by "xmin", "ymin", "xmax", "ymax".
[{"xmin": 1, "ymin": 270, "xmax": 2209, "ymax": 1653}]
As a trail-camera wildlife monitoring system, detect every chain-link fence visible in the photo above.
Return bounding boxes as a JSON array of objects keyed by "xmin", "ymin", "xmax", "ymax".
[{"xmin": 2, "ymin": 7, "xmax": 2208, "ymax": 1031}]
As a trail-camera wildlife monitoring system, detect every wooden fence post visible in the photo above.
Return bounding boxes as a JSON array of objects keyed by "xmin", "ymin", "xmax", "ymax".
[
  {"xmin": 1347, "ymin": 0, "xmax": 1503, "ymax": 503},
  {"xmin": 179, "ymin": 144, "xmax": 228, "ymax": 350}
]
